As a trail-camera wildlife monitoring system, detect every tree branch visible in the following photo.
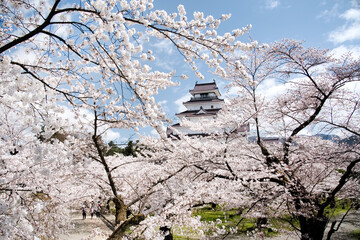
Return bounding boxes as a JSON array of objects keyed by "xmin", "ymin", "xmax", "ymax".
[
  {"xmin": 0, "ymin": 0, "xmax": 62, "ymax": 54},
  {"xmin": 319, "ymin": 158, "xmax": 360, "ymax": 215}
]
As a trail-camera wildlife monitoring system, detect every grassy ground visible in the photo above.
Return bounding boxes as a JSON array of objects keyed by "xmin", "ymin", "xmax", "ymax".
[
  {"xmin": 173, "ymin": 200, "xmax": 359, "ymax": 239},
  {"xmin": 192, "ymin": 206, "xmax": 256, "ymax": 233},
  {"xmin": 349, "ymin": 229, "xmax": 360, "ymax": 239},
  {"xmin": 173, "ymin": 205, "xmax": 288, "ymax": 239}
]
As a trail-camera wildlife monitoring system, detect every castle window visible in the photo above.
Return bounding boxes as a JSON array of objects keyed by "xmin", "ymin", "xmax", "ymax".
[{"xmin": 200, "ymin": 93, "xmax": 208, "ymax": 99}]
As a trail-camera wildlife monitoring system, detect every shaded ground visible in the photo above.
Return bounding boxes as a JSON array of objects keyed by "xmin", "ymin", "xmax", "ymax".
[
  {"xmin": 325, "ymin": 210, "xmax": 360, "ymax": 240},
  {"xmin": 59, "ymin": 211, "xmax": 359, "ymax": 239},
  {"xmin": 226, "ymin": 210, "xmax": 360, "ymax": 240},
  {"xmin": 59, "ymin": 214, "xmax": 114, "ymax": 240}
]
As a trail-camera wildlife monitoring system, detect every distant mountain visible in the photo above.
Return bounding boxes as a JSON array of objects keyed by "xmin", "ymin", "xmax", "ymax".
[
  {"xmin": 316, "ymin": 134, "xmax": 359, "ymax": 146},
  {"xmin": 248, "ymin": 134, "xmax": 359, "ymax": 146},
  {"xmin": 315, "ymin": 134, "xmax": 341, "ymax": 141},
  {"xmin": 339, "ymin": 135, "xmax": 360, "ymax": 146}
]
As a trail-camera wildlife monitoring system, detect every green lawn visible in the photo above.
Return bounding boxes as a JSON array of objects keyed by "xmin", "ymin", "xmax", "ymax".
[
  {"xmin": 128, "ymin": 200, "xmax": 358, "ymax": 239},
  {"xmin": 173, "ymin": 205, "xmax": 285, "ymax": 239},
  {"xmin": 349, "ymin": 229, "xmax": 360, "ymax": 239}
]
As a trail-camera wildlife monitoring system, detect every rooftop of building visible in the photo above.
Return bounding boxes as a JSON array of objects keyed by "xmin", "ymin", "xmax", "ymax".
[
  {"xmin": 189, "ymin": 81, "xmax": 220, "ymax": 94},
  {"xmin": 183, "ymin": 97, "xmax": 224, "ymax": 104},
  {"xmin": 175, "ymin": 107, "xmax": 221, "ymax": 117}
]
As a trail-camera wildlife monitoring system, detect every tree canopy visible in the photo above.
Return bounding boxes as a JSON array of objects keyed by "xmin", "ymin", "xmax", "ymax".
[{"xmin": 1, "ymin": 1, "xmax": 359, "ymax": 240}]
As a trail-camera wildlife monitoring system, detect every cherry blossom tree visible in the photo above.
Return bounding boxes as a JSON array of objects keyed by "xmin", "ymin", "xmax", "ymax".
[
  {"xmin": 0, "ymin": 0, "xmax": 255, "ymax": 238},
  {"xmin": 217, "ymin": 39, "xmax": 360, "ymax": 239},
  {"xmin": 0, "ymin": 100, "xmax": 82, "ymax": 239},
  {"xmin": 61, "ymin": 116, "xmax": 232, "ymax": 239},
  {"xmin": 159, "ymin": 40, "xmax": 360, "ymax": 239},
  {"xmin": 104, "ymin": 38, "xmax": 359, "ymax": 239}
]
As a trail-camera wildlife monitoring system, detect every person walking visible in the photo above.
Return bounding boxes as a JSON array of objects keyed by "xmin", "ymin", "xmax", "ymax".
[
  {"xmin": 82, "ymin": 207, "xmax": 86, "ymax": 220},
  {"xmin": 96, "ymin": 201, "xmax": 101, "ymax": 218},
  {"xmin": 90, "ymin": 207, "xmax": 94, "ymax": 219}
]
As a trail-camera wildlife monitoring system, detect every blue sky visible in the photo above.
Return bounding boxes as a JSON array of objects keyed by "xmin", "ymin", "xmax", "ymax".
[
  {"xmin": 5, "ymin": 0, "xmax": 360, "ymax": 143},
  {"xmin": 122, "ymin": 0, "xmax": 360, "ymax": 141}
]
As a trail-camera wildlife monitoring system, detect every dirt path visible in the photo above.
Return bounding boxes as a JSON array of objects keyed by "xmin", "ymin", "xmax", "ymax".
[{"xmin": 59, "ymin": 214, "xmax": 114, "ymax": 240}]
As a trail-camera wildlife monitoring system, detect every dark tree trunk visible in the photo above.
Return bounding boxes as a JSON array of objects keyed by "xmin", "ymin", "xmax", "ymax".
[
  {"xmin": 108, "ymin": 214, "xmax": 145, "ymax": 240},
  {"xmin": 113, "ymin": 197, "xmax": 127, "ymax": 225},
  {"xmin": 160, "ymin": 226, "xmax": 173, "ymax": 240},
  {"xmin": 256, "ymin": 217, "xmax": 267, "ymax": 229},
  {"xmin": 326, "ymin": 221, "xmax": 337, "ymax": 240},
  {"xmin": 299, "ymin": 216, "xmax": 328, "ymax": 240}
]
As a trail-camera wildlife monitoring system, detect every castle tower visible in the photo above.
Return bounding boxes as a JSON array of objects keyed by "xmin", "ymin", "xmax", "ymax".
[{"xmin": 167, "ymin": 81, "xmax": 224, "ymax": 137}]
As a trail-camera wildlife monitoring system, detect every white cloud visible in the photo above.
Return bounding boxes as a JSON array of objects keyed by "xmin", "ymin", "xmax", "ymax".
[
  {"xmin": 299, "ymin": 128, "xmax": 314, "ymax": 136},
  {"xmin": 344, "ymin": 81, "xmax": 360, "ymax": 94},
  {"xmin": 53, "ymin": 24, "xmax": 72, "ymax": 39},
  {"xmin": 103, "ymin": 129, "xmax": 121, "ymax": 142},
  {"xmin": 59, "ymin": 107, "xmax": 93, "ymax": 127},
  {"xmin": 174, "ymin": 93, "xmax": 191, "ymax": 112},
  {"xmin": 332, "ymin": 48, "xmax": 360, "ymax": 94},
  {"xmin": 152, "ymin": 39, "xmax": 174, "ymax": 55},
  {"xmin": 331, "ymin": 45, "xmax": 360, "ymax": 58},
  {"xmin": 317, "ymin": 3, "xmax": 340, "ymax": 22},
  {"xmin": 223, "ymin": 78, "xmax": 286, "ymax": 100},
  {"xmin": 158, "ymin": 100, "xmax": 168, "ymax": 105},
  {"xmin": 225, "ymin": 86, "xmax": 241, "ymax": 96},
  {"xmin": 150, "ymin": 129, "xmax": 159, "ymax": 137},
  {"xmin": 342, "ymin": 7, "xmax": 360, "ymax": 20},
  {"xmin": 330, "ymin": 45, "xmax": 360, "ymax": 94},
  {"xmin": 12, "ymin": 45, "xmax": 37, "ymax": 63},
  {"xmin": 158, "ymin": 99, "xmax": 169, "ymax": 113},
  {"xmin": 151, "ymin": 41, "xmax": 177, "ymax": 71},
  {"xmin": 257, "ymin": 78, "xmax": 286, "ymax": 98},
  {"xmin": 329, "ymin": 8, "xmax": 360, "ymax": 44},
  {"xmin": 56, "ymin": 106, "xmax": 122, "ymax": 143},
  {"xmin": 265, "ymin": 0, "xmax": 280, "ymax": 9}
]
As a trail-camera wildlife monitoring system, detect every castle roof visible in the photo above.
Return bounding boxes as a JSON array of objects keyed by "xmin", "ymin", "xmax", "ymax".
[
  {"xmin": 176, "ymin": 107, "xmax": 221, "ymax": 118},
  {"xmin": 183, "ymin": 98, "xmax": 224, "ymax": 104},
  {"xmin": 189, "ymin": 81, "xmax": 221, "ymax": 96}
]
